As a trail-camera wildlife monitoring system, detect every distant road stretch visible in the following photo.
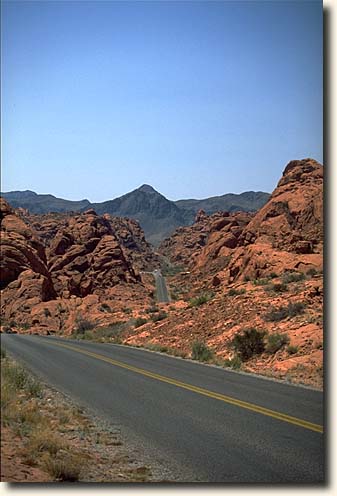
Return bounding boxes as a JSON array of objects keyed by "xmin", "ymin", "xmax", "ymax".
[
  {"xmin": 153, "ymin": 269, "xmax": 170, "ymax": 303},
  {"xmin": 1, "ymin": 334, "xmax": 324, "ymax": 483}
]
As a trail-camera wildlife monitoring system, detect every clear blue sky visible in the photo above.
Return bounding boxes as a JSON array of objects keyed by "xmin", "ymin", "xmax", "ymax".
[{"xmin": 1, "ymin": 0, "xmax": 322, "ymax": 202}]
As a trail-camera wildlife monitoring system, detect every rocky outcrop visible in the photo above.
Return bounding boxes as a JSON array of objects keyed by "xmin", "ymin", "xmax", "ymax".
[
  {"xmin": 158, "ymin": 210, "xmax": 252, "ymax": 277},
  {"xmin": 1, "ymin": 203, "xmax": 155, "ymax": 332},
  {"xmin": 0, "ymin": 198, "xmax": 53, "ymax": 290},
  {"xmin": 225, "ymin": 159, "xmax": 323, "ymax": 282}
]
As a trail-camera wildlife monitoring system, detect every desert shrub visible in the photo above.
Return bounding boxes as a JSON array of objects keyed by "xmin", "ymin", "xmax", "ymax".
[
  {"xmin": 2, "ymin": 364, "xmax": 30, "ymax": 390},
  {"xmin": 265, "ymin": 333, "xmax": 290, "ymax": 353},
  {"xmin": 76, "ymin": 322, "xmax": 126, "ymax": 343},
  {"xmin": 287, "ymin": 345, "xmax": 299, "ymax": 354},
  {"xmin": 151, "ymin": 312, "xmax": 168, "ymax": 322},
  {"xmin": 228, "ymin": 288, "xmax": 246, "ymax": 297},
  {"xmin": 269, "ymin": 272, "xmax": 278, "ymax": 279},
  {"xmin": 244, "ymin": 275, "xmax": 251, "ymax": 282},
  {"xmin": 189, "ymin": 293, "xmax": 213, "ymax": 307},
  {"xmin": 43, "ymin": 308, "xmax": 51, "ymax": 317},
  {"xmin": 191, "ymin": 341, "xmax": 214, "ymax": 362},
  {"xmin": 144, "ymin": 343, "xmax": 169, "ymax": 353},
  {"xmin": 146, "ymin": 305, "xmax": 159, "ymax": 314},
  {"xmin": 2, "ymin": 364, "xmax": 43, "ymax": 398},
  {"xmin": 224, "ymin": 355, "xmax": 242, "ymax": 370},
  {"xmin": 287, "ymin": 301, "xmax": 306, "ymax": 316},
  {"xmin": 134, "ymin": 317, "xmax": 148, "ymax": 328},
  {"xmin": 27, "ymin": 430, "xmax": 66, "ymax": 457},
  {"xmin": 306, "ymin": 268, "xmax": 318, "ymax": 277},
  {"xmin": 99, "ymin": 303, "xmax": 111, "ymax": 313},
  {"xmin": 282, "ymin": 271, "xmax": 306, "ymax": 284},
  {"xmin": 270, "ymin": 282, "xmax": 288, "ymax": 293},
  {"xmin": 264, "ymin": 301, "xmax": 306, "ymax": 322},
  {"xmin": 162, "ymin": 264, "xmax": 185, "ymax": 276},
  {"xmin": 123, "ymin": 307, "xmax": 132, "ymax": 314},
  {"xmin": 231, "ymin": 328, "xmax": 266, "ymax": 361},
  {"xmin": 43, "ymin": 454, "xmax": 81, "ymax": 482},
  {"xmin": 253, "ymin": 278, "xmax": 269, "ymax": 286},
  {"xmin": 75, "ymin": 317, "xmax": 95, "ymax": 334}
]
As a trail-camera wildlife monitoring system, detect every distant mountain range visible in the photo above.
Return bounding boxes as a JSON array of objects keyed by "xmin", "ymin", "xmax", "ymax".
[{"xmin": 1, "ymin": 186, "xmax": 270, "ymax": 245}]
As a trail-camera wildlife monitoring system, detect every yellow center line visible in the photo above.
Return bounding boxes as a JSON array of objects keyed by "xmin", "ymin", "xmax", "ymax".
[{"xmin": 49, "ymin": 340, "xmax": 323, "ymax": 434}]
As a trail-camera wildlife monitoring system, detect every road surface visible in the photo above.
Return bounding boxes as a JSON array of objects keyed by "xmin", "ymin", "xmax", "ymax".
[
  {"xmin": 1, "ymin": 334, "xmax": 324, "ymax": 483},
  {"xmin": 153, "ymin": 269, "xmax": 170, "ymax": 303}
]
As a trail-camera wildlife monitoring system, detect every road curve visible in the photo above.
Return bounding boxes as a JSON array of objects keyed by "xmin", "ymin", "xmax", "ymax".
[{"xmin": 1, "ymin": 334, "xmax": 324, "ymax": 483}]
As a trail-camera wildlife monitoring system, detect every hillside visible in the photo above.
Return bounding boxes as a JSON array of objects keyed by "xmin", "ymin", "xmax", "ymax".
[
  {"xmin": 1, "ymin": 190, "xmax": 91, "ymax": 214},
  {"xmin": 2, "ymin": 186, "xmax": 270, "ymax": 246},
  {"xmin": 174, "ymin": 191, "xmax": 269, "ymax": 216}
]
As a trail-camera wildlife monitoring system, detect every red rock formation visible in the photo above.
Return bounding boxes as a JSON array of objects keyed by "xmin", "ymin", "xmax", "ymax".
[
  {"xmin": 226, "ymin": 158, "xmax": 323, "ymax": 282},
  {"xmin": 1, "ymin": 202, "xmax": 154, "ymax": 332},
  {"xmin": 0, "ymin": 198, "xmax": 54, "ymax": 290}
]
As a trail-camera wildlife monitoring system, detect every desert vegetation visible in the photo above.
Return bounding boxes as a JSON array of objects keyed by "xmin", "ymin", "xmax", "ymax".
[
  {"xmin": 191, "ymin": 341, "xmax": 214, "ymax": 362},
  {"xmin": 1, "ymin": 349, "xmax": 152, "ymax": 482}
]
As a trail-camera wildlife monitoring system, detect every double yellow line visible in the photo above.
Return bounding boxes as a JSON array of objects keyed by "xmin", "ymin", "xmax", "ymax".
[{"xmin": 49, "ymin": 340, "xmax": 323, "ymax": 434}]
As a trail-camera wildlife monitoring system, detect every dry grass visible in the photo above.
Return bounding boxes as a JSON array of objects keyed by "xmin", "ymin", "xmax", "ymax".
[
  {"xmin": 43, "ymin": 454, "xmax": 82, "ymax": 482},
  {"xmin": 1, "ymin": 352, "xmax": 153, "ymax": 482}
]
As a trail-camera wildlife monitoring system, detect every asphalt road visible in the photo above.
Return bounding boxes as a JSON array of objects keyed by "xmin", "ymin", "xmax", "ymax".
[
  {"xmin": 153, "ymin": 269, "xmax": 170, "ymax": 303},
  {"xmin": 1, "ymin": 334, "xmax": 324, "ymax": 483}
]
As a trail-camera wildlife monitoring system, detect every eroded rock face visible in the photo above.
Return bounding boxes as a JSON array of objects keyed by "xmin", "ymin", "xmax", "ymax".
[
  {"xmin": 158, "ymin": 210, "xmax": 252, "ymax": 278},
  {"xmin": 238, "ymin": 158, "xmax": 323, "ymax": 252},
  {"xmin": 225, "ymin": 159, "xmax": 323, "ymax": 282},
  {"xmin": 44, "ymin": 212, "xmax": 139, "ymax": 297},
  {"xmin": 1, "ymin": 203, "xmax": 154, "ymax": 332},
  {"xmin": 0, "ymin": 198, "xmax": 52, "ymax": 289}
]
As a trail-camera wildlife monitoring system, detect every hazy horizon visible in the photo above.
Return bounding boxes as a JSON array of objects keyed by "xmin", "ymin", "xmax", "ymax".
[{"xmin": 1, "ymin": 0, "xmax": 322, "ymax": 202}]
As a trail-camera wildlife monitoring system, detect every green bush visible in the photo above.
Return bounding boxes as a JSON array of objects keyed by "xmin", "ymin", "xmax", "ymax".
[
  {"xmin": 224, "ymin": 355, "xmax": 242, "ymax": 370},
  {"xmin": 282, "ymin": 272, "xmax": 306, "ymax": 284},
  {"xmin": 270, "ymin": 282, "xmax": 288, "ymax": 293},
  {"xmin": 265, "ymin": 333, "xmax": 290, "ymax": 353},
  {"xmin": 99, "ymin": 303, "xmax": 111, "ymax": 313},
  {"xmin": 1, "ymin": 363, "xmax": 43, "ymax": 397},
  {"xmin": 253, "ymin": 278, "xmax": 269, "ymax": 286},
  {"xmin": 228, "ymin": 288, "xmax": 246, "ymax": 297},
  {"xmin": 75, "ymin": 318, "xmax": 95, "ymax": 334},
  {"xmin": 134, "ymin": 317, "xmax": 148, "ymax": 328},
  {"xmin": 264, "ymin": 302, "xmax": 306, "ymax": 322},
  {"xmin": 231, "ymin": 328, "xmax": 266, "ymax": 361},
  {"xmin": 191, "ymin": 341, "xmax": 214, "ymax": 362},
  {"xmin": 287, "ymin": 345, "xmax": 299, "ymax": 354},
  {"xmin": 75, "ymin": 322, "xmax": 127, "ymax": 343},
  {"xmin": 189, "ymin": 293, "xmax": 213, "ymax": 307}
]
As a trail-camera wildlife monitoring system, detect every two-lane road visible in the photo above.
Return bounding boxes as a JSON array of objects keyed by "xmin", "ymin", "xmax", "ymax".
[
  {"xmin": 1, "ymin": 334, "xmax": 324, "ymax": 482},
  {"xmin": 153, "ymin": 269, "xmax": 170, "ymax": 303}
]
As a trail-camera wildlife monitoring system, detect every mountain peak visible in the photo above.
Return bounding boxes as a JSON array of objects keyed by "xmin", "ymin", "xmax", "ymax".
[{"xmin": 137, "ymin": 184, "xmax": 157, "ymax": 194}]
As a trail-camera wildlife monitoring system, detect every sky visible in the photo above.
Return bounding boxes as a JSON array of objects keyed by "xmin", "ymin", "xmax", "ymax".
[{"xmin": 1, "ymin": 0, "xmax": 323, "ymax": 202}]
